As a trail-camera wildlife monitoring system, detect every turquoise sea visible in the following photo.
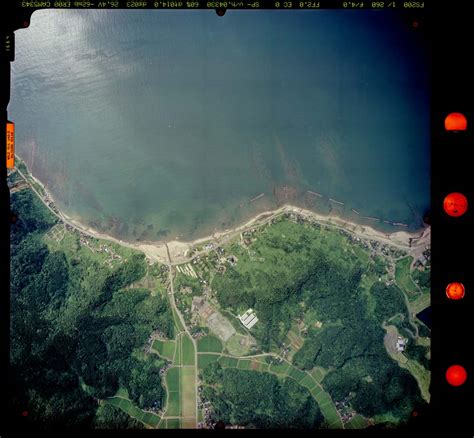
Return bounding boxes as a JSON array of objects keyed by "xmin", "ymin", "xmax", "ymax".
[{"xmin": 9, "ymin": 10, "xmax": 430, "ymax": 242}]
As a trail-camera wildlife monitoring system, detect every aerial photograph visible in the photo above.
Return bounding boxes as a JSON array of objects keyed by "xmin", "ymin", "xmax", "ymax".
[{"xmin": 8, "ymin": 9, "xmax": 431, "ymax": 429}]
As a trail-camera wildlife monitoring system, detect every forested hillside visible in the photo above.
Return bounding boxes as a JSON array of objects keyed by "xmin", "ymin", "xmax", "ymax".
[{"xmin": 9, "ymin": 190, "xmax": 172, "ymax": 429}]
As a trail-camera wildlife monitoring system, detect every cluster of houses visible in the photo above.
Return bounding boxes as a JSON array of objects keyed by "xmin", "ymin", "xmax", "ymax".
[
  {"xmin": 41, "ymin": 192, "xmax": 61, "ymax": 215},
  {"xmin": 197, "ymin": 392, "xmax": 216, "ymax": 429},
  {"xmin": 240, "ymin": 228, "xmax": 259, "ymax": 248},
  {"xmin": 158, "ymin": 362, "xmax": 172, "ymax": 378},
  {"xmin": 77, "ymin": 236, "xmax": 123, "ymax": 265},
  {"xmin": 335, "ymin": 395, "xmax": 358, "ymax": 425},
  {"xmin": 143, "ymin": 330, "xmax": 167, "ymax": 355},
  {"xmin": 279, "ymin": 343, "xmax": 291, "ymax": 359}
]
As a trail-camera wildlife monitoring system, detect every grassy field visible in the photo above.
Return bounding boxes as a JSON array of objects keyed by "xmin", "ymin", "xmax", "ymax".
[
  {"xmin": 309, "ymin": 367, "xmax": 327, "ymax": 383},
  {"xmin": 197, "ymin": 353, "xmax": 220, "ymax": 369},
  {"xmin": 181, "ymin": 418, "xmax": 197, "ymax": 429},
  {"xmin": 352, "ymin": 245, "xmax": 370, "ymax": 265},
  {"xmin": 313, "ymin": 391, "xmax": 341, "ymax": 429},
  {"xmin": 288, "ymin": 366, "xmax": 307, "ymax": 384},
  {"xmin": 165, "ymin": 367, "xmax": 180, "ymax": 392},
  {"xmin": 300, "ymin": 373, "xmax": 317, "ymax": 388},
  {"xmin": 173, "ymin": 336, "xmax": 182, "ymax": 364},
  {"xmin": 225, "ymin": 333, "xmax": 254, "ymax": 356},
  {"xmin": 410, "ymin": 293, "xmax": 431, "ymax": 314},
  {"xmin": 215, "ymin": 220, "xmax": 365, "ymax": 300},
  {"xmin": 197, "ymin": 335, "xmax": 223, "ymax": 353},
  {"xmin": 152, "ymin": 339, "xmax": 176, "ymax": 361},
  {"xmin": 171, "ymin": 304, "xmax": 186, "ymax": 333},
  {"xmin": 181, "ymin": 334, "xmax": 195, "ymax": 366},
  {"xmin": 383, "ymin": 325, "xmax": 430, "ymax": 402},
  {"xmin": 164, "ymin": 418, "xmax": 181, "ymax": 428},
  {"xmin": 399, "ymin": 357, "xmax": 431, "ymax": 403},
  {"xmin": 269, "ymin": 361, "xmax": 291, "ymax": 375},
  {"xmin": 165, "ymin": 391, "xmax": 180, "ymax": 417},
  {"xmin": 345, "ymin": 414, "xmax": 368, "ymax": 429},
  {"xmin": 162, "ymin": 338, "xmax": 197, "ymax": 425},
  {"xmin": 218, "ymin": 356, "xmax": 239, "ymax": 368},
  {"xmin": 43, "ymin": 225, "xmax": 139, "ymax": 269},
  {"xmin": 143, "ymin": 412, "xmax": 161, "ymax": 428},
  {"xmin": 395, "ymin": 256, "xmax": 420, "ymax": 301},
  {"xmin": 286, "ymin": 326, "xmax": 304, "ymax": 349},
  {"xmin": 201, "ymin": 353, "xmax": 343, "ymax": 428},
  {"xmin": 103, "ymin": 396, "xmax": 161, "ymax": 428},
  {"xmin": 180, "ymin": 367, "xmax": 196, "ymax": 419},
  {"xmin": 158, "ymin": 321, "xmax": 198, "ymax": 427},
  {"xmin": 236, "ymin": 359, "xmax": 252, "ymax": 370}
]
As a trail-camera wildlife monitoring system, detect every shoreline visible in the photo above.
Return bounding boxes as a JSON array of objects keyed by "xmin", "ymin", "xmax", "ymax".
[
  {"xmin": 60, "ymin": 202, "xmax": 431, "ymax": 266},
  {"xmin": 15, "ymin": 155, "xmax": 430, "ymax": 265}
]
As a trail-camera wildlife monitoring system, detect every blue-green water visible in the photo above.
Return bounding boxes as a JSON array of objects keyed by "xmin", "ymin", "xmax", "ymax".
[{"xmin": 9, "ymin": 10, "xmax": 430, "ymax": 242}]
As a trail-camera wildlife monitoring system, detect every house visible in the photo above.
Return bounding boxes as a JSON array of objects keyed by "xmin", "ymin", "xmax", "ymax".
[{"xmin": 227, "ymin": 255, "xmax": 238, "ymax": 266}]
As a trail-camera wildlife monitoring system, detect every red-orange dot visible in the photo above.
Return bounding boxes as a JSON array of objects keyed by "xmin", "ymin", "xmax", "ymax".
[
  {"xmin": 443, "ymin": 192, "xmax": 468, "ymax": 217},
  {"xmin": 22, "ymin": 411, "xmax": 28, "ymax": 417},
  {"xmin": 445, "ymin": 112, "xmax": 467, "ymax": 131},
  {"xmin": 446, "ymin": 282, "xmax": 465, "ymax": 300},
  {"xmin": 446, "ymin": 364, "xmax": 467, "ymax": 387}
]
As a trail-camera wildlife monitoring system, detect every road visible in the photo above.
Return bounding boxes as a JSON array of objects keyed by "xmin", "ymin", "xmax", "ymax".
[
  {"xmin": 15, "ymin": 166, "xmax": 429, "ymax": 272},
  {"xmin": 14, "ymin": 165, "xmax": 429, "ymax": 429},
  {"xmin": 165, "ymin": 243, "xmax": 199, "ymax": 428}
]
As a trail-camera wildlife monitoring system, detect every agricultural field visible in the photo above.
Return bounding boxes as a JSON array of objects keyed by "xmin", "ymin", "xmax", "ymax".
[
  {"xmin": 197, "ymin": 335, "xmax": 223, "ymax": 353},
  {"xmin": 152, "ymin": 339, "xmax": 176, "ymax": 361},
  {"xmin": 157, "ymin": 331, "xmax": 197, "ymax": 427},
  {"xmin": 10, "ymin": 169, "xmax": 430, "ymax": 429},
  {"xmin": 103, "ymin": 397, "xmax": 160, "ymax": 429},
  {"xmin": 198, "ymin": 351, "xmax": 343, "ymax": 429},
  {"xmin": 196, "ymin": 218, "xmax": 429, "ymax": 428}
]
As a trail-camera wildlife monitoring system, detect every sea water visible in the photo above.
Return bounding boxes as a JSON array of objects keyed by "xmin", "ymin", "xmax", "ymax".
[{"xmin": 9, "ymin": 10, "xmax": 430, "ymax": 242}]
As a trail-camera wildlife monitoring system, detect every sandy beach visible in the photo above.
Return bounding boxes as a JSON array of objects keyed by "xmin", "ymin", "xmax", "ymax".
[
  {"xmin": 62, "ymin": 204, "xmax": 430, "ymax": 265},
  {"xmin": 17, "ymin": 159, "xmax": 430, "ymax": 266}
]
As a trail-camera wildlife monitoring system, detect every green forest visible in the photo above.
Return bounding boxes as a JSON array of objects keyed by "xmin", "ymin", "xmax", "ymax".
[
  {"xmin": 9, "ymin": 185, "xmax": 429, "ymax": 429},
  {"xmin": 201, "ymin": 363, "xmax": 323, "ymax": 428},
  {"xmin": 9, "ymin": 190, "xmax": 172, "ymax": 429},
  {"xmin": 212, "ymin": 220, "xmax": 427, "ymax": 423}
]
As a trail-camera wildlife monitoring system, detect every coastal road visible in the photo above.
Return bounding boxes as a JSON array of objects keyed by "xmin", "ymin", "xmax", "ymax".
[{"xmin": 15, "ymin": 165, "xmax": 429, "ymax": 272}]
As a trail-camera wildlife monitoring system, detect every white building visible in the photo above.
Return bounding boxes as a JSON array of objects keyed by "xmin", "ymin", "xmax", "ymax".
[
  {"xmin": 396, "ymin": 337, "xmax": 406, "ymax": 352},
  {"xmin": 238, "ymin": 309, "xmax": 258, "ymax": 329}
]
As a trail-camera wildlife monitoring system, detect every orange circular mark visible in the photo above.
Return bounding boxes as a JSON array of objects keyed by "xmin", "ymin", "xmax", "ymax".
[
  {"xmin": 443, "ymin": 192, "xmax": 468, "ymax": 217},
  {"xmin": 446, "ymin": 364, "xmax": 467, "ymax": 387},
  {"xmin": 445, "ymin": 112, "xmax": 467, "ymax": 131},
  {"xmin": 446, "ymin": 282, "xmax": 465, "ymax": 300}
]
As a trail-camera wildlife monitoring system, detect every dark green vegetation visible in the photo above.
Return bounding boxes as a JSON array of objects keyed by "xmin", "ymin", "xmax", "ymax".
[
  {"xmin": 93, "ymin": 404, "xmax": 144, "ymax": 429},
  {"xmin": 404, "ymin": 342, "xmax": 430, "ymax": 371},
  {"xmin": 212, "ymin": 219, "xmax": 427, "ymax": 423},
  {"xmin": 9, "ymin": 189, "xmax": 172, "ymax": 429},
  {"xmin": 412, "ymin": 268, "xmax": 430, "ymax": 295},
  {"xmin": 201, "ymin": 364, "xmax": 323, "ymax": 428}
]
